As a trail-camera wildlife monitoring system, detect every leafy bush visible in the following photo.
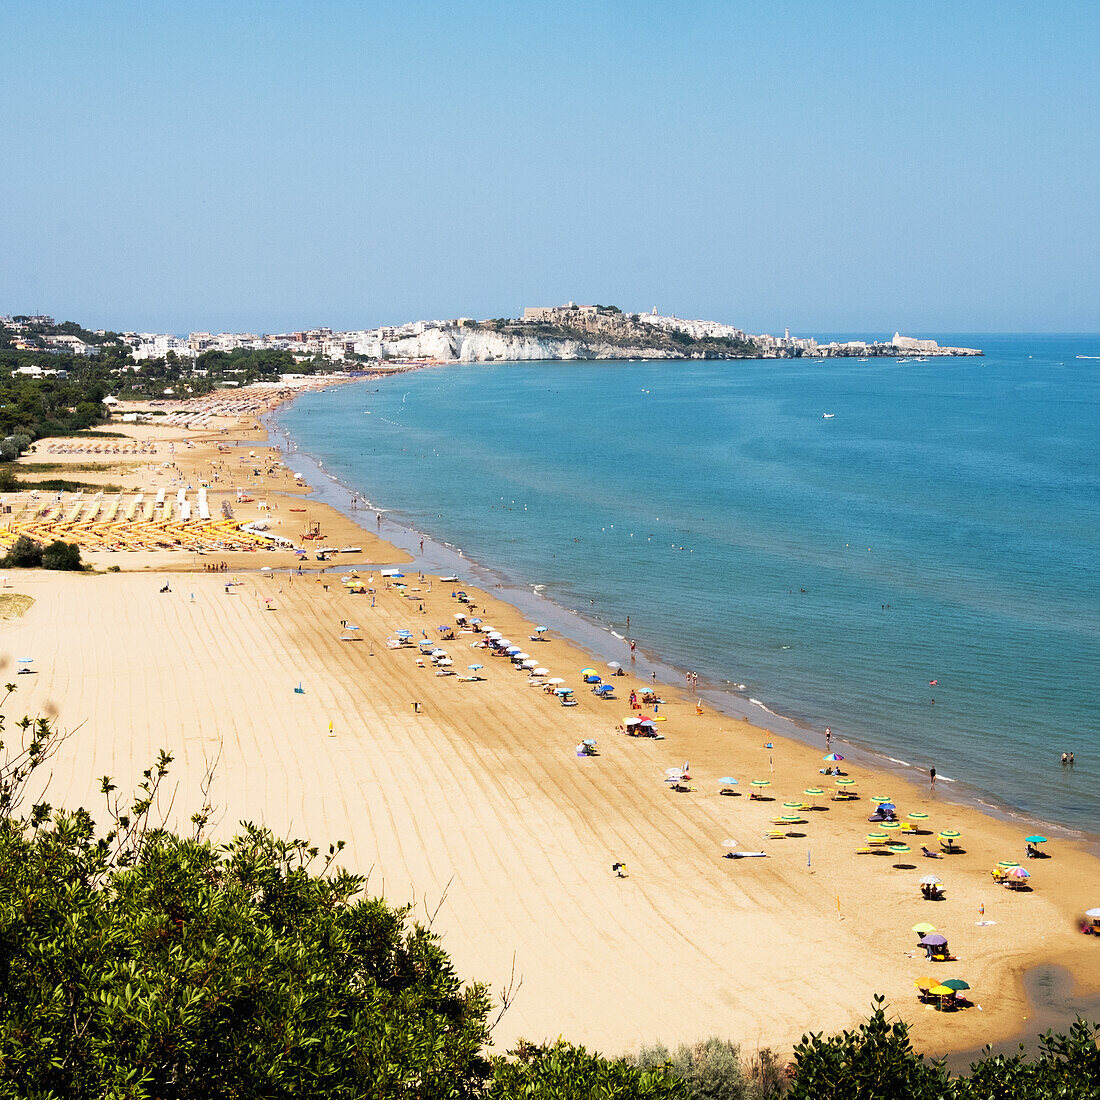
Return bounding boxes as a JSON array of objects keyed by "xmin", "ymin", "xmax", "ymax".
[
  {"xmin": 41, "ymin": 539, "xmax": 82, "ymax": 571},
  {"xmin": 490, "ymin": 1039, "xmax": 686, "ymax": 1098},
  {"xmin": 2, "ymin": 535, "xmax": 42, "ymax": 567},
  {"xmin": 634, "ymin": 1038, "xmax": 761, "ymax": 1099}
]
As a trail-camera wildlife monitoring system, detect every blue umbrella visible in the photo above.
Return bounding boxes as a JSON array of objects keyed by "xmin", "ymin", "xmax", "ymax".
[
  {"xmin": 718, "ymin": 776, "xmax": 738, "ymax": 785},
  {"xmin": 468, "ymin": 664, "xmax": 483, "ymax": 671},
  {"xmin": 582, "ymin": 739, "xmax": 597, "ymax": 746},
  {"xmin": 1025, "ymin": 835, "xmax": 1048, "ymax": 844}
]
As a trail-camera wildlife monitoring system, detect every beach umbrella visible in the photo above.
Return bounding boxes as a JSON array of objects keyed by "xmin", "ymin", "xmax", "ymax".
[
  {"xmin": 1025, "ymin": 835, "xmax": 1048, "ymax": 844},
  {"xmin": 548, "ymin": 677, "xmax": 565, "ymax": 685},
  {"xmin": 913, "ymin": 977, "xmax": 936, "ymax": 989},
  {"xmin": 1084, "ymin": 908, "xmax": 1100, "ymax": 918},
  {"xmin": 665, "ymin": 768, "xmax": 685, "ymax": 783},
  {"xmin": 487, "ymin": 631, "xmax": 502, "ymax": 640},
  {"xmin": 880, "ymin": 821, "xmax": 901, "ymax": 830},
  {"xmin": 871, "ymin": 795, "xmax": 893, "ymax": 804},
  {"xmin": 718, "ymin": 777, "xmax": 738, "ymax": 786},
  {"xmin": 535, "ymin": 626, "xmax": 548, "ymax": 633},
  {"xmin": 432, "ymin": 649, "xmax": 447, "ymax": 658},
  {"xmin": 822, "ymin": 753, "xmax": 844, "ymax": 762},
  {"xmin": 437, "ymin": 658, "xmax": 453, "ymax": 666},
  {"xmin": 580, "ymin": 667, "xmax": 597, "ymax": 676},
  {"xmin": 803, "ymin": 787, "xmax": 825, "ymax": 797},
  {"xmin": 514, "ymin": 652, "xmax": 531, "ymax": 662},
  {"xmin": 909, "ymin": 811, "xmax": 930, "ymax": 821},
  {"xmin": 506, "ymin": 646, "xmax": 521, "ymax": 655},
  {"xmin": 470, "ymin": 618, "xmax": 482, "ymax": 625},
  {"xmin": 16, "ymin": 657, "xmax": 32, "ymax": 664},
  {"xmin": 782, "ymin": 801, "xmax": 804, "ymax": 810},
  {"xmin": 780, "ymin": 814, "xmax": 801, "ymax": 824},
  {"xmin": 624, "ymin": 716, "xmax": 641, "ymax": 726},
  {"xmin": 533, "ymin": 667, "xmax": 549, "ymax": 676},
  {"xmin": 522, "ymin": 659, "xmax": 538, "ymax": 669},
  {"xmin": 877, "ymin": 802, "xmax": 897, "ymax": 813},
  {"xmin": 554, "ymin": 688, "xmax": 572, "ymax": 696},
  {"xmin": 835, "ymin": 777, "xmax": 856, "ymax": 786},
  {"xmin": 919, "ymin": 934, "xmax": 947, "ymax": 946},
  {"xmin": 1006, "ymin": 866, "xmax": 1030, "ymax": 878},
  {"xmin": 889, "ymin": 845, "xmax": 911, "ymax": 862},
  {"xmin": 927, "ymin": 984, "xmax": 954, "ymax": 997},
  {"xmin": 583, "ymin": 739, "xmax": 597, "ymax": 747},
  {"xmin": 941, "ymin": 979, "xmax": 970, "ymax": 991},
  {"xmin": 996, "ymin": 860, "xmax": 1020, "ymax": 870},
  {"xmin": 608, "ymin": 661, "xmax": 622, "ymax": 670},
  {"xmin": 912, "ymin": 923, "xmax": 937, "ymax": 934},
  {"xmin": 722, "ymin": 837, "xmax": 739, "ymax": 849},
  {"xmin": 919, "ymin": 875, "xmax": 942, "ymax": 886},
  {"xmin": 498, "ymin": 639, "xmax": 513, "ymax": 648},
  {"xmin": 751, "ymin": 779, "xmax": 771, "ymax": 789},
  {"xmin": 939, "ymin": 830, "xmax": 961, "ymax": 841},
  {"xmin": 468, "ymin": 664, "xmax": 483, "ymax": 671},
  {"xmin": 867, "ymin": 832, "xmax": 889, "ymax": 842},
  {"xmin": 638, "ymin": 719, "xmax": 657, "ymax": 729}
]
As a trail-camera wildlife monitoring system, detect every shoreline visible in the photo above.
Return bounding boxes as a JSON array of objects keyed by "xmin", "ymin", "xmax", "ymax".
[
  {"xmin": 266, "ymin": 388, "xmax": 1099, "ymax": 856},
  {"xmin": 6, "ymin": 391, "xmax": 1099, "ymax": 1061}
]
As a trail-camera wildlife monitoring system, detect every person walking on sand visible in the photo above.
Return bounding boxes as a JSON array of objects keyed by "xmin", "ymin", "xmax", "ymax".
[
  {"xmin": 930, "ymin": 766, "xmax": 937, "ymax": 790},
  {"xmin": 825, "ymin": 727, "xmax": 832, "ymax": 749}
]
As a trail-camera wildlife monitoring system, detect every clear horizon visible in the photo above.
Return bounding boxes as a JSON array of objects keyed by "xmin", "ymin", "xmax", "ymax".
[{"xmin": 3, "ymin": 2, "xmax": 1097, "ymax": 335}]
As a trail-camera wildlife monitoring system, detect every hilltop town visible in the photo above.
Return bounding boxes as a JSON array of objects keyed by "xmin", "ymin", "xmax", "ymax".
[{"xmin": 2, "ymin": 307, "xmax": 982, "ymax": 370}]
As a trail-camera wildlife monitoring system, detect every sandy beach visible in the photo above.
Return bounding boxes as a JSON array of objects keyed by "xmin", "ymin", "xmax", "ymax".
[{"xmin": 3, "ymin": 397, "xmax": 1099, "ymax": 1061}]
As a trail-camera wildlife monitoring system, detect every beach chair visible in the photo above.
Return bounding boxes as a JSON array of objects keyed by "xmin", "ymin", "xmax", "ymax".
[{"xmin": 766, "ymin": 830, "xmax": 787, "ymax": 840}]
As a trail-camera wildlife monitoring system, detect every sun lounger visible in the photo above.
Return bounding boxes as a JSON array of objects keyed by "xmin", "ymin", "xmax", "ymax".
[{"xmin": 766, "ymin": 830, "xmax": 787, "ymax": 840}]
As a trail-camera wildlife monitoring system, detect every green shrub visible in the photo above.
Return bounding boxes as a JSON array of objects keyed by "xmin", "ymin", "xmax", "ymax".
[
  {"xmin": 41, "ymin": 539, "xmax": 82, "ymax": 571},
  {"xmin": 2, "ymin": 535, "xmax": 42, "ymax": 568},
  {"xmin": 634, "ymin": 1038, "xmax": 756, "ymax": 1099}
]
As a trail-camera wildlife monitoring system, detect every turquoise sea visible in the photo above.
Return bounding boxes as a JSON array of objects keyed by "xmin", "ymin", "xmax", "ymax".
[{"xmin": 273, "ymin": 335, "xmax": 1099, "ymax": 838}]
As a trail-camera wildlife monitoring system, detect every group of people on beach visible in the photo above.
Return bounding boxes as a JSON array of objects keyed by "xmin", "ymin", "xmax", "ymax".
[{"xmin": 202, "ymin": 561, "xmax": 231, "ymax": 572}]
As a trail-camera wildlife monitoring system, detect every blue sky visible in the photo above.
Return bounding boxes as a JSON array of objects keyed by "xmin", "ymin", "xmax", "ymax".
[{"xmin": 3, "ymin": 1, "xmax": 1097, "ymax": 334}]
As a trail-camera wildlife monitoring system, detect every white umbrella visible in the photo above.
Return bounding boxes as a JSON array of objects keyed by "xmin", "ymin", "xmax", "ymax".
[
  {"xmin": 547, "ymin": 677, "xmax": 565, "ymax": 685},
  {"xmin": 532, "ymin": 667, "xmax": 549, "ymax": 676},
  {"xmin": 608, "ymin": 661, "xmax": 622, "ymax": 670},
  {"xmin": 919, "ymin": 875, "xmax": 942, "ymax": 885},
  {"xmin": 432, "ymin": 649, "xmax": 447, "ymax": 658},
  {"xmin": 437, "ymin": 658, "xmax": 453, "ymax": 667},
  {"xmin": 1086, "ymin": 908, "xmax": 1100, "ymax": 918},
  {"xmin": 522, "ymin": 659, "xmax": 538, "ymax": 669}
]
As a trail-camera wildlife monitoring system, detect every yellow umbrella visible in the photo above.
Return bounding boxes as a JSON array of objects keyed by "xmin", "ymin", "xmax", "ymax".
[
  {"xmin": 927, "ymin": 984, "xmax": 954, "ymax": 996},
  {"xmin": 867, "ymin": 832, "xmax": 889, "ymax": 841},
  {"xmin": 912, "ymin": 923, "xmax": 936, "ymax": 934}
]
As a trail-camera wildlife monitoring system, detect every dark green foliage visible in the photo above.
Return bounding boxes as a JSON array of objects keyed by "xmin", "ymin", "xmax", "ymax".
[
  {"xmin": 788, "ymin": 997, "xmax": 950, "ymax": 1099},
  {"xmin": 0, "ymin": 769, "xmax": 494, "ymax": 1098},
  {"xmin": 489, "ymin": 1040, "xmax": 686, "ymax": 1098},
  {"xmin": 953, "ymin": 1019, "xmax": 1100, "ymax": 1099},
  {"xmin": 40, "ymin": 539, "xmax": 82, "ymax": 571},
  {"xmin": 1, "ymin": 535, "xmax": 43, "ymax": 568}
]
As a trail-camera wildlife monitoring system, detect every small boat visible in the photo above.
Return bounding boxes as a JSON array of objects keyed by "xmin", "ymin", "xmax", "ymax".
[
  {"xmin": 290, "ymin": 507, "xmax": 306, "ymax": 512},
  {"xmin": 439, "ymin": 574, "xmax": 459, "ymax": 583},
  {"xmin": 822, "ymin": 413, "xmax": 835, "ymax": 419},
  {"xmin": 339, "ymin": 546, "xmax": 362, "ymax": 554}
]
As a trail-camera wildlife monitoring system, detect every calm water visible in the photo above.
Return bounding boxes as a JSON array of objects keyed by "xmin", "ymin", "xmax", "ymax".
[{"xmin": 274, "ymin": 335, "xmax": 1099, "ymax": 835}]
